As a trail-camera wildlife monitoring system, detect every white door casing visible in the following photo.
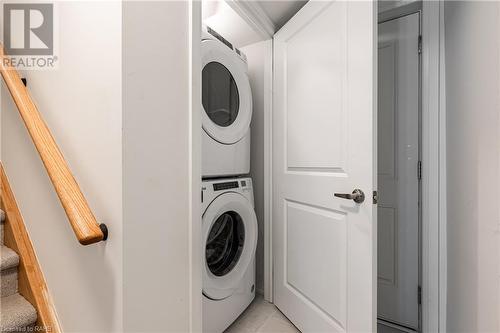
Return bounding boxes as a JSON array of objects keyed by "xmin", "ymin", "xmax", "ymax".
[
  {"xmin": 273, "ymin": 1, "xmax": 377, "ymax": 332},
  {"xmin": 378, "ymin": 13, "xmax": 420, "ymax": 330}
]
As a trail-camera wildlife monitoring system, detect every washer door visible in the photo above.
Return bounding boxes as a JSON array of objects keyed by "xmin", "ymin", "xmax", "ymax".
[
  {"xmin": 203, "ymin": 192, "xmax": 257, "ymax": 300},
  {"xmin": 202, "ymin": 40, "xmax": 252, "ymax": 144}
]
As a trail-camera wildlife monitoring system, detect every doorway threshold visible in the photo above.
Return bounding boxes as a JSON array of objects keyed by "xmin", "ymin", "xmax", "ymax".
[{"xmin": 378, "ymin": 318, "xmax": 418, "ymax": 333}]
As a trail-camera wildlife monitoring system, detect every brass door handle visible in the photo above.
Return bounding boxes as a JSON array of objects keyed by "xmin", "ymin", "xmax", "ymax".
[{"xmin": 334, "ymin": 189, "xmax": 365, "ymax": 204}]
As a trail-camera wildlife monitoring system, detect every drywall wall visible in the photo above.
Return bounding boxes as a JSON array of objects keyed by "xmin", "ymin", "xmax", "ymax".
[
  {"xmin": 445, "ymin": 2, "xmax": 500, "ymax": 331},
  {"xmin": 1, "ymin": 2, "xmax": 203, "ymax": 330},
  {"xmin": 241, "ymin": 40, "xmax": 272, "ymax": 296},
  {"xmin": 0, "ymin": 2, "xmax": 123, "ymax": 332},
  {"xmin": 122, "ymin": 1, "xmax": 202, "ymax": 331}
]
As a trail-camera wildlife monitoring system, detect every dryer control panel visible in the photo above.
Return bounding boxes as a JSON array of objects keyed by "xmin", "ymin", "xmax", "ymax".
[{"xmin": 202, "ymin": 24, "xmax": 248, "ymax": 64}]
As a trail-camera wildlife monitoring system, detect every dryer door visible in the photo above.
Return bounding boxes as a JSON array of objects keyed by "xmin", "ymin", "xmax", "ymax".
[
  {"xmin": 202, "ymin": 192, "xmax": 257, "ymax": 300},
  {"xmin": 202, "ymin": 40, "xmax": 252, "ymax": 144}
]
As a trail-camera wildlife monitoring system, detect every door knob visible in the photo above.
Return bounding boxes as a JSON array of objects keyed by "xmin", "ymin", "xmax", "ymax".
[{"xmin": 334, "ymin": 189, "xmax": 365, "ymax": 204}]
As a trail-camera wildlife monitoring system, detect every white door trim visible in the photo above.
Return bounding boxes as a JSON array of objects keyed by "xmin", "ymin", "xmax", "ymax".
[
  {"xmin": 260, "ymin": 2, "xmax": 447, "ymax": 331},
  {"xmin": 190, "ymin": 1, "xmax": 203, "ymax": 331},
  {"xmin": 421, "ymin": 1, "xmax": 447, "ymax": 332},
  {"xmin": 263, "ymin": 40, "xmax": 274, "ymax": 302}
]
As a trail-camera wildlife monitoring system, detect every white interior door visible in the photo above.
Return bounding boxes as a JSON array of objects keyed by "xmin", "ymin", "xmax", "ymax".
[
  {"xmin": 377, "ymin": 13, "xmax": 420, "ymax": 331},
  {"xmin": 273, "ymin": 1, "xmax": 377, "ymax": 332}
]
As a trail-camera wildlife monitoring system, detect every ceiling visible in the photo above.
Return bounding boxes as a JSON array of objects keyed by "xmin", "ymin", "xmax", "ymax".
[
  {"xmin": 257, "ymin": 1, "xmax": 308, "ymax": 30},
  {"xmin": 202, "ymin": 0, "xmax": 308, "ymax": 47}
]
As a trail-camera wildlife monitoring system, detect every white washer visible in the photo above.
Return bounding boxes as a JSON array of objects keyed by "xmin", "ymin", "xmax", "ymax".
[
  {"xmin": 202, "ymin": 177, "xmax": 257, "ymax": 332},
  {"xmin": 202, "ymin": 25, "xmax": 252, "ymax": 178}
]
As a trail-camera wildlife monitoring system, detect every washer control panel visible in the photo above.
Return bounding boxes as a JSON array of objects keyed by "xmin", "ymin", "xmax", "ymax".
[
  {"xmin": 202, "ymin": 178, "xmax": 253, "ymax": 207},
  {"xmin": 213, "ymin": 181, "xmax": 239, "ymax": 191}
]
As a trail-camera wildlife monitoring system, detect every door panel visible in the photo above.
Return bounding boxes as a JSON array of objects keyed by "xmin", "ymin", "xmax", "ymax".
[
  {"xmin": 273, "ymin": 1, "xmax": 377, "ymax": 332},
  {"xmin": 378, "ymin": 207, "xmax": 396, "ymax": 285},
  {"xmin": 286, "ymin": 201, "xmax": 347, "ymax": 329},
  {"xmin": 285, "ymin": 1, "xmax": 347, "ymax": 171},
  {"xmin": 377, "ymin": 13, "xmax": 420, "ymax": 329}
]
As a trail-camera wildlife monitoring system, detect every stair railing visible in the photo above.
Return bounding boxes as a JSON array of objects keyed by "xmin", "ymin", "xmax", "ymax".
[{"xmin": 0, "ymin": 44, "xmax": 107, "ymax": 245}]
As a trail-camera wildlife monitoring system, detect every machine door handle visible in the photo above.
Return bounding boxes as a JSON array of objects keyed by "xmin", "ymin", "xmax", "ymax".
[{"xmin": 334, "ymin": 189, "xmax": 365, "ymax": 204}]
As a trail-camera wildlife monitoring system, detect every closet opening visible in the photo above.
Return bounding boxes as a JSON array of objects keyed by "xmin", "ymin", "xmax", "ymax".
[{"xmin": 196, "ymin": 1, "xmax": 444, "ymax": 332}]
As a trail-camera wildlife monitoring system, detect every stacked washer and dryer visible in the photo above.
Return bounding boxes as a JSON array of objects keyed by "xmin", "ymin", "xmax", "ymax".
[{"xmin": 201, "ymin": 25, "xmax": 258, "ymax": 333}]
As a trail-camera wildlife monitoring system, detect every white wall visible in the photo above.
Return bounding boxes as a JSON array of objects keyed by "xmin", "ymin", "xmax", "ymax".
[
  {"xmin": 122, "ymin": 1, "xmax": 202, "ymax": 331},
  {"xmin": 241, "ymin": 40, "xmax": 272, "ymax": 296},
  {"xmin": 1, "ymin": 2, "xmax": 204, "ymax": 331},
  {"xmin": 445, "ymin": 2, "xmax": 500, "ymax": 332},
  {"xmin": 1, "ymin": 2, "xmax": 123, "ymax": 332}
]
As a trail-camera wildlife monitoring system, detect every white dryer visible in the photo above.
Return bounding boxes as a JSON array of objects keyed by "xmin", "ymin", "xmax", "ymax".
[
  {"xmin": 202, "ymin": 25, "xmax": 252, "ymax": 178},
  {"xmin": 202, "ymin": 177, "xmax": 257, "ymax": 332}
]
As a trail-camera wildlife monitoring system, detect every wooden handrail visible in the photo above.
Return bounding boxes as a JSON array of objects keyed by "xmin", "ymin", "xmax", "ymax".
[{"xmin": 0, "ymin": 44, "xmax": 107, "ymax": 245}]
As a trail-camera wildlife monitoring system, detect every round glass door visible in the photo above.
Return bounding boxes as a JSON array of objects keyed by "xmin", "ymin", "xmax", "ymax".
[
  {"xmin": 202, "ymin": 192, "xmax": 257, "ymax": 300},
  {"xmin": 202, "ymin": 62, "xmax": 240, "ymax": 127},
  {"xmin": 205, "ymin": 211, "xmax": 245, "ymax": 277},
  {"xmin": 201, "ymin": 40, "xmax": 252, "ymax": 144}
]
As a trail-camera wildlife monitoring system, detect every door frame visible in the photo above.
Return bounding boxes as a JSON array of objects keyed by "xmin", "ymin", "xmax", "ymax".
[
  {"xmin": 259, "ymin": 1, "xmax": 447, "ymax": 332},
  {"xmin": 420, "ymin": 1, "xmax": 447, "ymax": 332},
  {"xmin": 378, "ymin": 8, "xmax": 422, "ymax": 331}
]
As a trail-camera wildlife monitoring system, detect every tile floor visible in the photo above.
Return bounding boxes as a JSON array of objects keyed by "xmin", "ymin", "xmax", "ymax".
[
  {"xmin": 225, "ymin": 296, "xmax": 300, "ymax": 333},
  {"xmin": 225, "ymin": 297, "xmax": 411, "ymax": 333}
]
